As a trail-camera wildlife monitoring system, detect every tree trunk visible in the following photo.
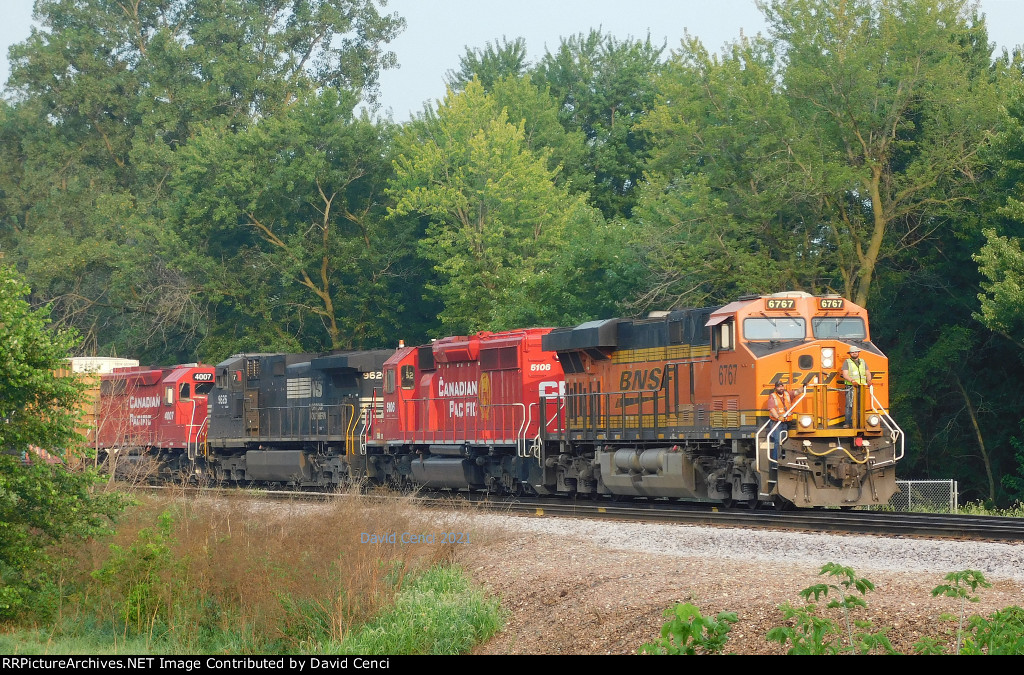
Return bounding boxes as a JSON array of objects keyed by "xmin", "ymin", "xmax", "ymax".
[{"xmin": 953, "ymin": 375, "xmax": 995, "ymax": 503}]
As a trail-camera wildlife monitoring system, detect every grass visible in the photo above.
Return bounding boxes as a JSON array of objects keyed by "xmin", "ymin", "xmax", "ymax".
[
  {"xmin": 0, "ymin": 488, "xmax": 503, "ymax": 655},
  {"xmin": 330, "ymin": 564, "xmax": 504, "ymax": 654},
  {"xmin": 957, "ymin": 501, "xmax": 1024, "ymax": 517}
]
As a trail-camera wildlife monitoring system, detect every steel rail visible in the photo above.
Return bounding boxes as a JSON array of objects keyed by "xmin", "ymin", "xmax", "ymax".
[{"xmin": 139, "ymin": 485, "xmax": 1024, "ymax": 542}]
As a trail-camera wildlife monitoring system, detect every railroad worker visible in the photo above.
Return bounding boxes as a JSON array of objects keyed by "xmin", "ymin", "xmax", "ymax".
[
  {"xmin": 841, "ymin": 345, "xmax": 872, "ymax": 428},
  {"xmin": 766, "ymin": 381, "xmax": 796, "ymax": 461}
]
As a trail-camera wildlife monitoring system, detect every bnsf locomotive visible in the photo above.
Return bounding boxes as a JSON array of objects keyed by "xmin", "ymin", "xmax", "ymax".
[{"xmin": 91, "ymin": 292, "xmax": 903, "ymax": 508}]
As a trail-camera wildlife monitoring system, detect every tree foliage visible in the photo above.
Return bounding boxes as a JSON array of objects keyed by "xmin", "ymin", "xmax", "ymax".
[
  {"xmin": 0, "ymin": 0, "xmax": 404, "ymax": 359},
  {"xmin": 171, "ymin": 90, "xmax": 425, "ymax": 354},
  {"xmin": 533, "ymin": 29, "xmax": 665, "ymax": 219},
  {"xmin": 638, "ymin": 0, "xmax": 1000, "ymax": 309},
  {"xmin": 389, "ymin": 80, "xmax": 612, "ymax": 333},
  {"xmin": 0, "ymin": 264, "xmax": 125, "ymax": 619},
  {"xmin": 446, "ymin": 36, "xmax": 529, "ymax": 92}
]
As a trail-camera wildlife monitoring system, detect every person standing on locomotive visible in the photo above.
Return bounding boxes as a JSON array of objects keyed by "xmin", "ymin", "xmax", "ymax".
[
  {"xmin": 767, "ymin": 381, "xmax": 798, "ymax": 461},
  {"xmin": 841, "ymin": 345, "xmax": 872, "ymax": 427}
]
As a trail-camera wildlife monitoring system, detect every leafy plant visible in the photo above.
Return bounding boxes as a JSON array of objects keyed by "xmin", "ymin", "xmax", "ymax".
[
  {"xmin": 639, "ymin": 602, "xmax": 738, "ymax": 655},
  {"xmin": 922, "ymin": 570, "xmax": 993, "ymax": 654},
  {"xmin": 90, "ymin": 510, "xmax": 176, "ymax": 635},
  {"xmin": 0, "ymin": 265, "xmax": 127, "ymax": 620},
  {"xmin": 961, "ymin": 606, "xmax": 1024, "ymax": 655},
  {"xmin": 767, "ymin": 563, "xmax": 894, "ymax": 654}
]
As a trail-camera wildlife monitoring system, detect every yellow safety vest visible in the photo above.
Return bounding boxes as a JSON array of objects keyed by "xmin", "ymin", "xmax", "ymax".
[{"xmin": 844, "ymin": 358, "xmax": 869, "ymax": 386}]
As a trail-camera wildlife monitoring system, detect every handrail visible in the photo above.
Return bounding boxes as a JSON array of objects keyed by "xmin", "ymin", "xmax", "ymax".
[
  {"xmin": 868, "ymin": 384, "xmax": 905, "ymax": 463},
  {"xmin": 390, "ymin": 395, "xmax": 528, "ymax": 445},
  {"xmin": 185, "ymin": 399, "xmax": 207, "ymax": 461},
  {"xmin": 343, "ymin": 404, "xmax": 358, "ymax": 455},
  {"xmin": 515, "ymin": 403, "xmax": 529, "ymax": 457},
  {"xmin": 359, "ymin": 390, "xmax": 383, "ymax": 455},
  {"xmin": 754, "ymin": 389, "xmax": 808, "ymax": 474}
]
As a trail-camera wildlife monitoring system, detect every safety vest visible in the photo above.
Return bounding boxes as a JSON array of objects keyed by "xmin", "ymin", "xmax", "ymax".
[
  {"xmin": 844, "ymin": 358, "xmax": 869, "ymax": 386},
  {"xmin": 769, "ymin": 391, "xmax": 792, "ymax": 421}
]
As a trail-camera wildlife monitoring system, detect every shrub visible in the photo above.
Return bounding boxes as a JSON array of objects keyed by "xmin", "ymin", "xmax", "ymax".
[{"xmin": 639, "ymin": 603, "xmax": 737, "ymax": 655}]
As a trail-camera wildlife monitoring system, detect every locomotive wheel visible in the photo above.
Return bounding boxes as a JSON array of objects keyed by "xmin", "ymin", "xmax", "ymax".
[
  {"xmin": 720, "ymin": 497, "xmax": 735, "ymax": 509},
  {"xmin": 746, "ymin": 496, "xmax": 760, "ymax": 510}
]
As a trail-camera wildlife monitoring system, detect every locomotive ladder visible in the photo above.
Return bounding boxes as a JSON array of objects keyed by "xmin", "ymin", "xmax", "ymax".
[
  {"xmin": 357, "ymin": 390, "xmax": 384, "ymax": 456},
  {"xmin": 755, "ymin": 388, "xmax": 808, "ymax": 496}
]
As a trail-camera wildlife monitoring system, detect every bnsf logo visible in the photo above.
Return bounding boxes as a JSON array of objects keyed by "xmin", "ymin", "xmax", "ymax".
[
  {"xmin": 619, "ymin": 367, "xmax": 663, "ymax": 391},
  {"xmin": 194, "ymin": 372, "xmax": 213, "ymax": 381}
]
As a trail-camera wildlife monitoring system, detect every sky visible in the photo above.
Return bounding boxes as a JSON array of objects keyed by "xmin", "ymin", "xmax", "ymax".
[{"xmin": 1, "ymin": 0, "xmax": 1021, "ymax": 121}]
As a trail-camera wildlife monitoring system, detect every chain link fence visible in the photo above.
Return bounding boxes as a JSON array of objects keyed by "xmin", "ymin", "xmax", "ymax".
[{"xmin": 888, "ymin": 479, "xmax": 958, "ymax": 513}]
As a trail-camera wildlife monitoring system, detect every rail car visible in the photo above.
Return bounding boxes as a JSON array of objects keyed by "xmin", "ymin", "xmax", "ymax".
[
  {"xmin": 203, "ymin": 350, "xmax": 392, "ymax": 486},
  {"xmin": 365, "ymin": 328, "xmax": 560, "ymax": 495},
  {"xmin": 86, "ymin": 292, "xmax": 903, "ymax": 508},
  {"xmin": 95, "ymin": 363, "xmax": 215, "ymax": 478},
  {"xmin": 364, "ymin": 292, "xmax": 902, "ymax": 508}
]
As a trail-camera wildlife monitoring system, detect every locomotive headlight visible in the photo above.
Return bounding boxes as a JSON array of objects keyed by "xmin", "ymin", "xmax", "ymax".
[
  {"xmin": 799, "ymin": 415, "xmax": 813, "ymax": 429},
  {"xmin": 821, "ymin": 348, "xmax": 835, "ymax": 369},
  {"xmin": 867, "ymin": 414, "xmax": 880, "ymax": 427}
]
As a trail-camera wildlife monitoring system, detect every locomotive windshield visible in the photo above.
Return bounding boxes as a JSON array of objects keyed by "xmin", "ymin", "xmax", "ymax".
[
  {"xmin": 811, "ymin": 317, "xmax": 866, "ymax": 339},
  {"xmin": 743, "ymin": 317, "xmax": 806, "ymax": 340}
]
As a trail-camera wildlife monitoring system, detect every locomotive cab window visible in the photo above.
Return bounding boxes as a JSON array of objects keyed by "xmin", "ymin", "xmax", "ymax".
[
  {"xmin": 164, "ymin": 385, "xmax": 175, "ymax": 406},
  {"xmin": 195, "ymin": 382, "xmax": 214, "ymax": 396},
  {"xmin": 713, "ymin": 321, "xmax": 734, "ymax": 351},
  {"xmin": 401, "ymin": 365, "xmax": 416, "ymax": 389},
  {"xmin": 811, "ymin": 317, "xmax": 866, "ymax": 339},
  {"xmin": 384, "ymin": 368, "xmax": 395, "ymax": 394},
  {"xmin": 179, "ymin": 383, "xmax": 191, "ymax": 400},
  {"xmin": 743, "ymin": 317, "xmax": 806, "ymax": 341}
]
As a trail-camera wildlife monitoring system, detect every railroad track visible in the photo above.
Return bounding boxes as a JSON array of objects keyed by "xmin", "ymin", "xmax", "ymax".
[
  {"xmin": 143, "ymin": 484, "xmax": 1024, "ymax": 542},
  {"xmin": 480, "ymin": 497, "xmax": 1024, "ymax": 541}
]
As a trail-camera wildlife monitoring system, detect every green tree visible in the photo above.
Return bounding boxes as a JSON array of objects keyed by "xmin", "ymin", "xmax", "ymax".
[
  {"xmin": 533, "ymin": 29, "xmax": 665, "ymax": 220},
  {"xmin": 638, "ymin": 0, "xmax": 1000, "ymax": 309},
  {"xmin": 636, "ymin": 33, "xmax": 815, "ymax": 309},
  {"xmin": 0, "ymin": 0, "xmax": 404, "ymax": 361},
  {"xmin": 975, "ymin": 229, "xmax": 1024, "ymax": 350},
  {"xmin": 973, "ymin": 82, "xmax": 1024, "ymax": 500},
  {"xmin": 0, "ymin": 264, "xmax": 125, "ymax": 620},
  {"xmin": 760, "ymin": 0, "xmax": 999, "ymax": 306},
  {"xmin": 389, "ymin": 80, "xmax": 608, "ymax": 333},
  {"xmin": 172, "ymin": 91, "xmax": 425, "ymax": 354},
  {"xmin": 446, "ymin": 36, "xmax": 529, "ymax": 92}
]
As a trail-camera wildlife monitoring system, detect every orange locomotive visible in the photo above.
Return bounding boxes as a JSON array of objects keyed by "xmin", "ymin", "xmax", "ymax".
[{"xmin": 539, "ymin": 292, "xmax": 903, "ymax": 508}]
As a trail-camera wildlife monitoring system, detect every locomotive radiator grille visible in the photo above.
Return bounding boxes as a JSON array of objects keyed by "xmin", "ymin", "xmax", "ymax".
[{"xmin": 611, "ymin": 344, "xmax": 711, "ymax": 364}]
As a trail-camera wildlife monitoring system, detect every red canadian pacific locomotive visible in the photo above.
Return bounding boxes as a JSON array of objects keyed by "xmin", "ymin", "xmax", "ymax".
[
  {"xmin": 93, "ymin": 363, "xmax": 215, "ymax": 477},
  {"xmin": 90, "ymin": 292, "xmax": 903, "ymax": 508}
]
